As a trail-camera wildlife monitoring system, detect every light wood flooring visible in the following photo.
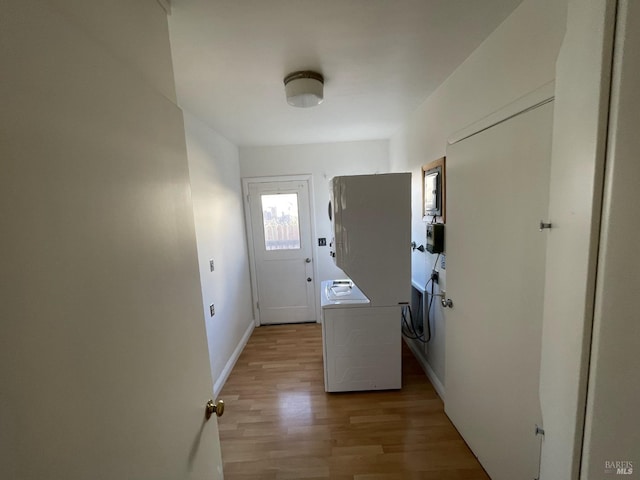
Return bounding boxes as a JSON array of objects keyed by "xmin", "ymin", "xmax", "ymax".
[{"xmin": 218, "ymin": 323, "xmax": 489, "ymax": 480}]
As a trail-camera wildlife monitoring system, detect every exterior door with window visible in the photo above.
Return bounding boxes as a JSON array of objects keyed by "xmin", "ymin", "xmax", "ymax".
[{"xmin": 246, "ymin": 178, "xmax": 315, "ymax": 324}]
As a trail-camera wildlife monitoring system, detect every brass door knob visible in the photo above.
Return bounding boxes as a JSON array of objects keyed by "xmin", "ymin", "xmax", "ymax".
[{"xmin": 205, "ymin": 399, "xmax": 224, "ymax": 420}]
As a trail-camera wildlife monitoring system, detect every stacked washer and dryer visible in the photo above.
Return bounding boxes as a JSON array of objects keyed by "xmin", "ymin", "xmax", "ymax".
[{"xmin": 322, "ymin": 173, "xmax": 411, "ymax": 392}]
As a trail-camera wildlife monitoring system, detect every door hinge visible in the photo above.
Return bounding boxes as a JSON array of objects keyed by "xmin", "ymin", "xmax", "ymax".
[{"xmin": 256, "ymin": 301, "xmax": 259, "ymax": 310}]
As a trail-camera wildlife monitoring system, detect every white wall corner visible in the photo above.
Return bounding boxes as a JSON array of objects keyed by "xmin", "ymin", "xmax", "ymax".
[
  {"xmin": 403, "ymin": 337, "xmax": 446, "ymax": 401},
  {"xmin": 157, "ymin": 0, "xmax": 171, "ymax": 15},
  {"xmin": 213, "ymin": 321, "xmax": 255, "ymax": 397}
]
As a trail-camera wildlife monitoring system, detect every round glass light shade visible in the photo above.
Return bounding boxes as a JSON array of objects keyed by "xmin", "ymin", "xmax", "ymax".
[{"xmin": 284, "ymin": 71, "xmax": 324, "ymax": 108}]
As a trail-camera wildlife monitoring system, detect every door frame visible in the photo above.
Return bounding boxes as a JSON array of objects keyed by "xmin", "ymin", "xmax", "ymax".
[{"xmin": 242, "ymin": 174, "xmax": 318, "ymax": 326}]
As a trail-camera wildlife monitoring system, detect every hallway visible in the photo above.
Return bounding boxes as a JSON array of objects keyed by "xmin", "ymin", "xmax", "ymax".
[{"xmin": 218, "ymin": 323, "xmax": 488, "ymax": 479}]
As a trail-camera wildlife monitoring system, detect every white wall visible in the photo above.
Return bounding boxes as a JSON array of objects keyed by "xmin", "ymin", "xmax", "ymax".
[
  {"xmin": 389, "ymin": 0, "xmax": 567, "ymax": 387},
  {"xmin": 240, "ymin": 140, "xmax": 390, "ymax": 318},
  {"xmin": 47, "ymin": 0, "xmax": 177, "ymax": 102},
  {"xmin": 183, "ymin": 112, "xmax": 255, "ymax": 395}
]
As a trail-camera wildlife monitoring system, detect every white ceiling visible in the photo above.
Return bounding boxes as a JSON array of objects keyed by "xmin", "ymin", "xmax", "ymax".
[{"xmin": 168, "ymin": 0, "xmax": 524, "ymax": 147}]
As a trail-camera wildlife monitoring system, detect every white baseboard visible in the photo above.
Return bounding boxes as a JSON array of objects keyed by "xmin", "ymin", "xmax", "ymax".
[
  {"xmin": 213, "ymin": 321, "xmax": 255, "ymax": 397},
  {"xmin": 403, "ymin": 337, "xmax": 446, "ymax": 402}
]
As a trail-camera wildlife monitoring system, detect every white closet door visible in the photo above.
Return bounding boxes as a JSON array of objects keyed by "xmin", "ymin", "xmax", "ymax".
[{"xmin": 444, "ymin": 102, "xmax": 553, "ymax": 480}]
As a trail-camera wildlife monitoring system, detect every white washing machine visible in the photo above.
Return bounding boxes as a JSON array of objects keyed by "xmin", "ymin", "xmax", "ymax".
[{"xmin": 321, "ymin": 279, "xmax": 402, "ymax": 392}]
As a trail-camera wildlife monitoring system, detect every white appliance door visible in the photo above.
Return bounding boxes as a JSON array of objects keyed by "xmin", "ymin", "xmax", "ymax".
[
  {"xmin": 322, "ymin": 305, "xmax": 401, "ymax": 392},
  {"xmin": 444, "ymin": 101, "xmax": 553, "ymax": 480}
]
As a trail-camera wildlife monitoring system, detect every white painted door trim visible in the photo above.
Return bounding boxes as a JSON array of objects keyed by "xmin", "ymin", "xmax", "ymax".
[{"xmin": 242, "ymin": 174, "xmax": 318, "ymax": 326}]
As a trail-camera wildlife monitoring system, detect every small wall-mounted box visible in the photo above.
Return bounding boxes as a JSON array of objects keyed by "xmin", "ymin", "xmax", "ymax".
[{"xmin": 426, "ymin": 224, "xmax": 444, "ymax": 254}]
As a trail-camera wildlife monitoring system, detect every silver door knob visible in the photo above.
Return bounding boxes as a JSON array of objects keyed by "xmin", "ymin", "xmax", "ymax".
[{"xmin": 305, "ymin": 258, "xmax": 311, "ymax": 263}]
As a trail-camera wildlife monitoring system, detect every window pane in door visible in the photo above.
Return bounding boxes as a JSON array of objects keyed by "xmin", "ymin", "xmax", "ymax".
[{"xmin": 261, "ymin": 193, "xmax": 301, "ymax": 250}]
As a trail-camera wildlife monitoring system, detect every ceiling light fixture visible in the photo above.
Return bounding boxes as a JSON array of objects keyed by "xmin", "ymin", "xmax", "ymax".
[{"xmin": 284, "ymin": 71, "xmax": 324, "ymax": 108}]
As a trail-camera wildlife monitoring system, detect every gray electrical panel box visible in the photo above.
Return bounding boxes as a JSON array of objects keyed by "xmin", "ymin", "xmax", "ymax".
[{"xmin": 426, "ymin": 223, "xmax": 444, "ymax": 254}]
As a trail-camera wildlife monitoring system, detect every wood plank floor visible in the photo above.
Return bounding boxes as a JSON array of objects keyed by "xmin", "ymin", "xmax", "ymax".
[{"xmin": 218, "ymin": 323, "xmax": 489, "ymax": 480}]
